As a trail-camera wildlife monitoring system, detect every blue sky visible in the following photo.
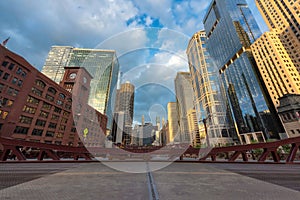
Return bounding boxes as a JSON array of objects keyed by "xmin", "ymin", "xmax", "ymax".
[{"xmin": 0, "ymin": 0, "xmax": 268, "ymax": 125}]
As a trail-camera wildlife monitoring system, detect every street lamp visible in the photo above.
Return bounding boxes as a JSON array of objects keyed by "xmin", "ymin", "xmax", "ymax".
[{"xmin": 202, "ymin": 118, "xmax": 210, "ymax": 147}]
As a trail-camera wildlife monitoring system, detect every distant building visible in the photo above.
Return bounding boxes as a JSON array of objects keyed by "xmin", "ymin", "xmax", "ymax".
[
  {"xmin": 113, "ymin": 81, "xmax": 135, "ymax": 145},
  {"xmin": 174, "ymin": 72, "xmax": 193, "ymax": 143},
  {"xmin": 167, "ymin": 102, "xmax": 179, "ymax": 143},
  {"xmin": 256, "ymin": 0, "xmax": 300, "ymax": 73},
  {"xmin": 251, "ymin": 31, "xmax": 300, "ymax": 108},
  {"xmin": 187, "ymin": 30, "xmax": 237, "ymax": 146},
  {"xmin": 186, "ymin": 109, "xmax": 201, "ymax": 147},
  {"xmin": 277, "ymin": 94, "xmax": 300, "ymax": 138},
  {"xmin": 131, "ymin": 122, "xmax": 157, "ymax": 146},
  {"xmin": 0, "ymin": 45, "xmax": 107, "ymax": 147},
  {"xmin": 42, "ymin": 46, "xmax": 119, "ymax": 130},
  {"xmin": 203, "ymin": 0, "xmax": 284, "ymax": 141}
]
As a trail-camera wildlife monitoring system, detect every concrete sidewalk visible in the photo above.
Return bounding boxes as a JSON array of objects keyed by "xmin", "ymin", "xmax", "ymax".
[{"xmin": 0, "ymin": 162, "xmax": 299, "ymax": 200}]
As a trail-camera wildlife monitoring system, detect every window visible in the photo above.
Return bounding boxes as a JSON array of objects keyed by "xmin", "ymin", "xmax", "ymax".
[
  {"xmin": 2, "ymin": 111, "xmax": 8, "ymax": 119},
  {"xmin": 0, "ymin": 83, "xmax": 4, "ymax": 93},
  {"xmin": 48, "ymin": 122, "xmax": 57, "ymax": 129},
  {"xmin": 12, "ymin": 77, "xmax": 18, "ymax": 84},
  {"xmin": 39, "ymin": 111, "xmax": 49, "ymax": 118},
  {"xmin": 65, "ymin": 104, "xmax": 71, "ymax": 110},
  {"xmin": 35, "ymin": 80, "xmax": 46, "ymax": 88},
  {"xmin": 23, "ymin": 105, "xmax": 36, "ymax": 114},
  {"xmin": 35, "ymin": 119, "xmax": 46, "ymax": 127},
  {"xmin": 8, "ymin": 63, "xmax": 15, "ymax": 70},
  {"xmin": 2, "ymin": 61, "xmax": 8, "ymax": 67},
  {"xmin": 16, "ymin": 67, "xmax": 27, "ymax": 77},
  {"xmin": 45, "ymin": 131, "xmax": 54, "ymax": 137},
  {"xmin": 56, "ymin": 100, "xmax": 63, "ymax": 106},
  {"xmin": 51, "ymin": 114, "xmax": 59, "ymax": 120},
  {"xmin": 46, "ymin": 94, "xmax": 54, "ymax": 102},
  {"xmin": 32, "ymin": 87, "xmax": 43, "ymax": 96},
  {"xmin": 7, "ymin": 87, "xmax": 18, "ymax": 96},
  {"xmin": 27, "ymin": 96, "xmax": 39, "ymax": 105},
  {"xmin": 59, "ymin": 93, "xmax": 66, "ymax": 99},
  {"xmin": 47, "ymin": 87, "xmax": 57, "ymax": 95},
  {"xmin": 59, "ymin": 125, "xmax": 66, "ymax": 131},
  {"xmin": 32, "ymin": 129, "xmax": 43, "ymax": 136},
  {"xmin": 42, "ymin": 102, "xmax": 51, "ymax": 110},
  {"xmin": 19, "ymin": 115, "xmax": 33, "ymax": 124},
  {"xmin": 17, "ymin": 80, "xmax": 23, "ymax": 87},
  {"xmin": 14, "ymin": 126, "xmax": 29, "ymax": 135},
  {"xmin": 54, "ymin": 107, "xmax": 62, "ymax": 114},
  {"xmin": 63, "ymin": 111, "xmax": 70, "ymax": 117},
  {"xmin": 71, "ymin": 127, "xmax": 76, "ymax": 133},
  {"xmin": 2, "ymin": 98, "xmax": 13, "ymax": 107},
  {"xmin": 3, "ymin": 73, "xmax": 10, "ymax": 80},
  {"xmin": 61, "ymin": 117, "xmax": 68, "ymax": 123}
]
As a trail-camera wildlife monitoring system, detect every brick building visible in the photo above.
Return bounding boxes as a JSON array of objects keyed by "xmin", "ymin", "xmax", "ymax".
[{"xmin": 0, "ymin": 45, "xmax": 107, "ymax": 147}]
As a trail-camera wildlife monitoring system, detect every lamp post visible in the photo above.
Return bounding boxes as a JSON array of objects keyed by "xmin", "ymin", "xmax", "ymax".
[{"xmin": 202, "ymin": 118, "xmax": 210, "ymax": 147}]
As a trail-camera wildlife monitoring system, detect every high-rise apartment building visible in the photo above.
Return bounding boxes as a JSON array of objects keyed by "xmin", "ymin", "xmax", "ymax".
[
  {"xmin": 167, "ymin": 102, "xmax": 179, "ymax": 143},
  {"xmin": 42, "ymin": 46, "xmax": 73, "ymax": 83},
  {"xmin": 113, "ymin": 81, "xmax": 134, "ymax": 145},
  {"xmin": 42, "ymin": 47, "xmax": 119, "ymax": 130},
  {"xmin": 251, "ymin": 31, "xmax": 300, "ymax": 108},
  {"xmin": 256, "ymin": 0, "xmax": 300, "ymax": 72},
  {"xmin": 187, "ymin": 109, "xmax": 201, "ymax": 147},
  {"xmin": 174, "ymin": 72, "xmax": 194, "ymax": 143},
  {"xmin": 203, "ymin": 0, "xmax": 284, "ymax": 141},
  {"xmin": 187, "ymin": 30, "xmax": 237, "ymax": 146}
]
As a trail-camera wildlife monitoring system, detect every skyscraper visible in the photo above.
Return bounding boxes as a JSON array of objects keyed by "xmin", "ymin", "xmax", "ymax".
[
  {"xmin": 186, "ymin": 30, "xmax": 236, "ymax": 146},
  {"xmin": 256, "ymin": 0, "xmax": 300, "ymax": 72},
  {"xmin": 174, "ymin": 72, "xmax": 194, "ymax": 143},
  {"xmin": 42, "ymin": 46, "xmax": 119, "ymax": 130},
  {"xmin": 113, "ymin": 81, "xmax": 135, "ymax": 144},
  {"xmin": 187, "ymin": 109, "xmax": 201, "ymax": 147},
  {"xmin": 167, "ymin": 102, "xmax": 179, "ymax": 143},
  {"xmin": 42, "ymin": 46, "xmax": 73, "ymax": 83},
  {"xmin": 251, "ymin": 31, "xmax": 300, "ymax": 108},
  {"xmin": 203, "ymin": 0, "xmax": 284, "ymax": 141}
]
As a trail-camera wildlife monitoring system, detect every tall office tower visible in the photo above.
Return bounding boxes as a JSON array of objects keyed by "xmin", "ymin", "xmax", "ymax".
[
  {"xmin": 256, "ymin": 0, "xmax": 300, "ymax": 72},
  {"xmin": 42, "ymin": 46, "xmax": 73, "ymax": 83},
  {"xmin": 251, "ymin": 31, "xmax": 300, "ymax": 108},
  {"xmin": 187, "ymin": 109, "xmax": 201, "ymax": 147},
  {"xmin": 187, "ymin": 30, "xmax": 236, "ymax": 146},
  {"xmin": 203, "ymin": 0, "xmax": 284, "ymax": 141},
  {"xmin": 66, "ymin": 48, "xmax": 119, "ymax": 130},
  {"xmin": 167, "ymin": 102, "xmax": 180, "ymax": 143},
  {"xmin": 174, "ymin": 72, "xmax": 194, "ymax": 143},
  {"xmin": 114, "ymin": 81, "xmax": 135, "ymax": 145}
]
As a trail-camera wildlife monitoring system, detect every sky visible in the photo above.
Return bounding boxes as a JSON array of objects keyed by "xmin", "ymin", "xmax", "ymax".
[{"xmin": 0, "ymin": 0, "xmax": 268, "ymax": 125}]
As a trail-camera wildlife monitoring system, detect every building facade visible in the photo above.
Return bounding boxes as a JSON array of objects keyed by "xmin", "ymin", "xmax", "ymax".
[
  {"xmin": 174, "ymin": 72, "xmax": 194, "ymax": 143},
  {"xmin": 251, "ymin": 31, "xmax": 300, "ymax": 108},
  {"xmin": 203, "ymin": 0, "xmax": 284, "ymax": 141},
  {"xmin": 277, "ymin": 94, "xmax": 300, "ymax": 138},
  {"xmin": 187, "ymin": 30, "xmax": 237, "ymax": 146},
  {"xmin": 41, "ymin": 46, "xmax": 73, "ymax": 84},
  {"xmin": 256, "ymin": 0, "xmax": 300, "ymax": 73},
  {"xmin": 42, "ymin": 46, "xmax": 119, "ymax": 130},
  {"xmin": 0, "ymin": 45, "xmax": 107, "ymax": 147},
  {"xmin": 113, "ymin": 81, "xmax": 135, "ymax": 144},
  {"xmin": 186, "ymin": 109, "xmax": 201, "ymax": 147},
  {"xmin": 167, "ymin": 102, "xmax": 180, "ymax": 143}
]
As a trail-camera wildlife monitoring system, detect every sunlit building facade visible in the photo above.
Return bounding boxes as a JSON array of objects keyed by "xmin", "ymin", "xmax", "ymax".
[
  {"xmin": 174, "ymin": 72, "xmax": 194, "ymax": 143},
  {"xmin": 256, "ymin": 0, "xmax": 300, "ymax": 73},
  {"xmin": 187, "ymin": 30, "xmax": 237, "ymax": 146},
  {"xmin": 167, "ymin": 102, "xmax": 179, "ymax": 143},
  {"xmin": 66, "ymin": 48, "xmax": 119, "ymax": 130},
  {"xmin": 186, "ymin": 109, "xmax": 201, "ymax": 147},
  {"xmin": 251, "ymin": 31, "xmax": 300, "ymax": 108},
  {"xmin": 203, "ymin": 0, "xmax": 284, "ymax": 141},
  {"xmin": 42, "ymin": 46, "xmax": 73, "ymax": 83}
]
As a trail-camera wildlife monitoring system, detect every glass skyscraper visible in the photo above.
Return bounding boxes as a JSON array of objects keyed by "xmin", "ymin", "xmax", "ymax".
[
  {"xmin": 187, "ymin": 30, "xmax": 237, "ymax": 146},
  {"xmin": 66, "ymin": 48, "xmax": 119, "ymax": 130},
  {"xmin": 203, "ymin": 0, "xmax": 284, "ymax": 141},
  {"xmin": 42, "ymin": 46, "xmax": 119, "ymax": 131}
]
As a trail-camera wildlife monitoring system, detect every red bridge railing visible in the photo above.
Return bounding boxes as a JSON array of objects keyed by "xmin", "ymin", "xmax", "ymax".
[{"xmin": 183, "ymin": 136, "xmax": 300, "ymax": 163}]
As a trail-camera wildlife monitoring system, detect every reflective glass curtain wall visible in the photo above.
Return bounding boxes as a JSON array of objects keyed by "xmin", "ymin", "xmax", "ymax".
[{"xmin": 203, "ymin": 0, "xmax": 283, "ymax": 139}]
